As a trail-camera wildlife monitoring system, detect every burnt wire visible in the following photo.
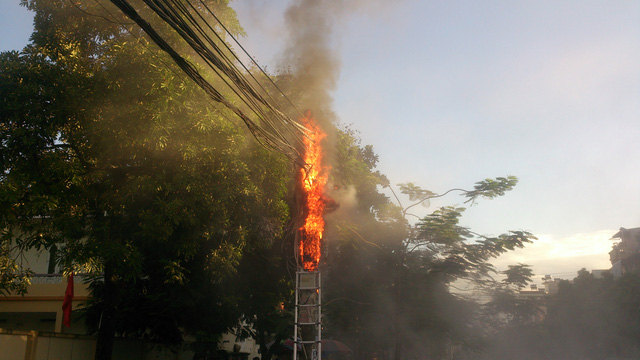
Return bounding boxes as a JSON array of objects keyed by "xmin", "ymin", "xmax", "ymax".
[
  {"xmin": 186, "ymin": 0, "xmax": 310, "ymax": 151},
  {"xmin": 195, "ymin": 0, "xmax": 310, "ymax": 135}
]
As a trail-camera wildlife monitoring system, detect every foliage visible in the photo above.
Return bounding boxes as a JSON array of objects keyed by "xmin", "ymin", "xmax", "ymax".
[
  {"xmin": 1, "ymin": 3, "xmax": 542, "ymax": 360},
  {"xmin": 464, "ymin": 176, "xmax": 518, "ymax": 204},
  {"xmin": 501, "ymin": 263, "xmax": 534, "ymax": 289},
  {"xmin": 543, "ymin": 270, "xmax": 640, "ymax": 359},
  {"xmin": 480, "ymin": 264, "xmax": 542, "ymax": 341},
  {"xmin": 321, "ymin": 128, "xmax": 535, "ymax": 360},
  {"xmin": 1, "ymin": 1, "xmax": 292, "ymax": 358},
  {"xmin": 0, "ymin": 242, "xmax": 32, "ymax": 296},
  {"xmin": 230, "ymin": 238, "xmax": 295, "ymax": 360},
  {"xmin": 480, "ymin": 270, "xmax": 640, "ymax": 360}
]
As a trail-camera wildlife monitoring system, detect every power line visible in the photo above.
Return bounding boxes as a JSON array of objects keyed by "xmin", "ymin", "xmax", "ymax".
[
  {"xmin": 162, "ymin": 0, "xmax": 292, "ymax": 140},
  {"xmin": 148, "ymin": 0, "xmax": 310, "ymax": 152},
  {"xmin": 107, "ymin": 0, "xmax": 308, "ymax": 163},
  {"xmin": 146, "ymin": 0, "xmax": 303, "ymax": 147},
  {"xmin": 191, "ymin": 0, "xmax": 310, "ymax": 146},
  {"xmin": 197, "ymin": 0, "xmax": 307, "ymax": 123},
  {"xmin": 87, "ymin": 0, "xmax": 248, "ymax": 136}
]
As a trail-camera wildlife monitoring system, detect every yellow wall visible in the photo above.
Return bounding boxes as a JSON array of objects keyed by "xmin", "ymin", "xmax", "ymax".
[{"xmin": 1, "ymin": 277, "xmax": 89, "ymax": 333}]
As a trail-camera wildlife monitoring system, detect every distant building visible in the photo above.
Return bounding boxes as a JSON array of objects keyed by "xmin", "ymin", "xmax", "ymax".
[
  {"xmin": 591, "ymin": 269, "xmax": 610, "ymax": 279},
  {"xmin": 542, "ymin": 276, "xmax": 561, "ymax": 296},
  {"xmin": 517, "ymin": 285, "xmax": 545, "ymax": 299},
  {"xmin": 609, "ymin": 227, "xmax": 640, "ymax": 277}
]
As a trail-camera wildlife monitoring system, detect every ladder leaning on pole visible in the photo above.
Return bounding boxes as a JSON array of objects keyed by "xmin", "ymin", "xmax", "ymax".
[{"xmin": 293, "ymin": 271, "xmax": 322, "ymax": 360}]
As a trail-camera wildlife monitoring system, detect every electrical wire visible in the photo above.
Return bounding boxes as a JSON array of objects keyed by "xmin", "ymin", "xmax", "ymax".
[
  {"xmin": 196, "ymin": 0, "xmax": 309, "ymax": 131},
  {"xmin": 142, "ymin": 0, "xmax": 305, "ymax": 147},
  {"xmin": 89, "ymin": 0, "xmax": 255, "ymax": 148},
  {"xmin": 91, "ymin": 0, "xmax": 251, "ymax": 133},
  {"xmin": 144, "ymin": 0, "xmax": 303, "ymax": 148},
  {"xmin": 107, "ymin": 0, "xmax": 307, "ymax": 163}
]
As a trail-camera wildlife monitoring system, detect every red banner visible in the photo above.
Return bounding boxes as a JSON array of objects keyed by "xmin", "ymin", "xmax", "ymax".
[{"xmin": 62, "ymin": 272, "xmax": 74, "ymax": 328}]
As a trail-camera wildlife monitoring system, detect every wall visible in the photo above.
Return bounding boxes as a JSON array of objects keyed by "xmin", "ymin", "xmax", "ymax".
[
  {"xmin": 0, "ymin": 330, "xmax": 195, "ymax": 360},
  {"xmin": 0, "ymin": 332, "xmax": 27, "ymax": 360}
]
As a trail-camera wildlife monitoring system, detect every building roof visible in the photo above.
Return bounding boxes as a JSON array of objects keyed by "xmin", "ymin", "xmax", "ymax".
[{"xmin": 612, "ymin": 227, "xmax": 640, "ymax": 240}]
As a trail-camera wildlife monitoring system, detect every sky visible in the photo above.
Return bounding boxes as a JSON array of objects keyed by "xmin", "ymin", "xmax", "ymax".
[{"xmin": 2, "ymin": 0, "xmax": 639, "ymax": 282}]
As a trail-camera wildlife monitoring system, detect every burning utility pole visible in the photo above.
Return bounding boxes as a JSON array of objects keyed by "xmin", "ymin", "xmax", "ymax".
[{"xmin": 294, "ymin": 113, "xmax": 328, "ymax": 360}]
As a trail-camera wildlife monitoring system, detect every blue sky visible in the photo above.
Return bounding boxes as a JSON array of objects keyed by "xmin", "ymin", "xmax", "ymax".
[
  {"xmin": 2, "ymin": 1, "xmax": 639, "ymax": 280},
  {"xmin": 232, "ymin": 0, "xmax": 640, "ymax": 279},
  {"xmin": 0, "ymin": 2, "xmax": 33, "ymax": 52}
]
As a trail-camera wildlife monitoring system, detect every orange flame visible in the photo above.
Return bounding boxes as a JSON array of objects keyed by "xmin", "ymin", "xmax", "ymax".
[{"xmin": 299, "ymin": 113, "xmax": 329, "ymax": 271}]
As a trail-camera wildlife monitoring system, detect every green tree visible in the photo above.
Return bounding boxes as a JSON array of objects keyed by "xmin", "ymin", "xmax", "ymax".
[
  {"xmin": 1, "ymin": 1, "xmax": 292, "ymax": 359},
  {"xmin": 483, "ymin": 263, "xmax": 539, "ymax": 328},
  {"xmin": 322, "ymin": 127, "xmax": 402, "ymax": 359},
  {"xmin": 321, "ymin": 128, "xmax": 535, "ymax": 359},
  {"xmin": 0, "ymin": 241, "xmax": 31, "ymax": 296},
  {"xmin": 477, "ymin": 264, "xmax": 550, "ymax": 360},
  {"xmin": 388, "ymin": 202, "xmax": 534, "ymax": 360},
  {"xmin": 230, "ymin": 237, "xmax": 295, "ymax": 360},
  {"xmin": 541, "ymin": 270, "xmax": 640, "ymax": 359}
]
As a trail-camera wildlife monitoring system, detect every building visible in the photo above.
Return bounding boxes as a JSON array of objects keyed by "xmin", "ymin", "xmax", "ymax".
[
  {"xmin": 0, "ymin": 246, "xmax": 89, "ymax": 334},
  {"xmin": 0, "ymin": 246, "xmax": 260, "ymax": 359},
  {"xmin": 541, "ymin": 276, "xmax": 561, "ymax": 296},
  {"xmin": 609, "ymin": 227, "xmax": 640, "ymax": 277}
]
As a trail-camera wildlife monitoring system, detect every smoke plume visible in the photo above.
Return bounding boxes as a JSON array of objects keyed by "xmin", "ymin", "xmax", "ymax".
[{"xmin": 281, "ymin": 0, "xmax": 341, "ymax": 127}]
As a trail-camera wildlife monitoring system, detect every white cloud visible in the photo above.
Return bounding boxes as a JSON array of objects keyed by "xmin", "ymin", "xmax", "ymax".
[{"xmin": 492, "ymin": 229, "xmax": 616, "ymax": 279}]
